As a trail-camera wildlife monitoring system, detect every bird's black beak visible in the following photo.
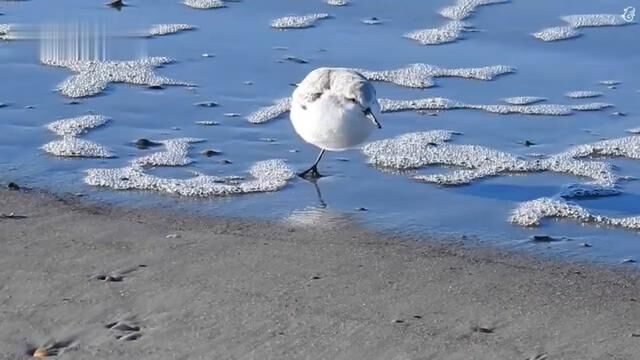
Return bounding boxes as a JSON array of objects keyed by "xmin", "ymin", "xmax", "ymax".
[{"xmin": 364, "ymin": 108, "xmax": 382, "ymax": 129}]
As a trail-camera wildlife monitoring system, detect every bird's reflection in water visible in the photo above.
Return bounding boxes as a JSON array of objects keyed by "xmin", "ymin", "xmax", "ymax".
[{"xmin": 308, "ymin": 178, "xmax": 327, "ymax": 209}]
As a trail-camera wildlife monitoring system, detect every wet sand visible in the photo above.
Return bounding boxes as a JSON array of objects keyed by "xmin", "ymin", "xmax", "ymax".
[{"xmin": 0, "ymin": 188, "xmax": 638, "ymax": 359}]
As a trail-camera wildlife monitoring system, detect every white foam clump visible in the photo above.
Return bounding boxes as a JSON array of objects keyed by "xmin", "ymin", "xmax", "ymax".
[
  {"xmin": 246, "ymin": 97, "xmax": 291, "ymax": 124},
  {"xmin": 562, "ymin": 14, "xmax": 630, "ymax": 28},
  {"xmin": 532, "ymin": 26, "xmax": 580, "ymax": 42},
  {"xmin": 439, "ymin": 0, "xmax": 508, "ymax": 21},
  {"xmin": 183, "ymin": 0, "xmax": 225, "ymax": 9},
  {"xmin": 85, "ymin": 137, "xmax": 295, "ymax": 197},
  {"xmin": 133, "ymin": 138, "xmax": 205, "ymax": 167},
  {"xmin": 271, "ymin": 14, "xmax": 330, "ymax": 29},
  {"xmin": 403, "ymin": 21, "xmax": 471, "ymax": 45},
  {"xmin": 559, "ymin": 135, "xmax": 640, "ymax": 160},
  {"xmin": 41, "ymin": 57, "xmax": 194, "ymax": 98},
  {"xmin": 325, "ymin": 0, "xmax": 348, "ymax": 5},
  {"xmin": 47, "ymin": 114, "xmax": 110, "ymax": 136},
  {"xmin": 42, "ymin": 115, "xmax": 114, "ymax": 158},
  {"xmin": 148, "ymin": 24, "xmax": 195, "ymax": 37},
  {"xmin": 502, "ymin": 96, "xmax": 547, "ymax": 105},
  {"xmin": 246, "ymin": 96, "xmax": 611, "ymax": 124},
  {"xmin": 379, "ymin": 97, "xmax": 612, "ymax": 116},
  {"xmin": 599, "ymin": 80, "xmax": 620, "ymax": 86},
  {"xmin": 565, "ymin": 90, "xmax": 602, "ymax": 99},
  {"xmin": 534, "ymin": 14, "xmax": 633, "ymax": 42},
  {"xmin": 357, "ymin": 63, "xmax": 515, "ymax": 88},
  {"xmin": 0, "ymin": 24, "xmax": 12, "ymax": 40},
  {"xmin": 362, "ymin": 131, "xmax": 618, "ymax": 188},
  {"xmin": 510, "ymin": 197, "xmax": 640, "ymax": 229},
  {"xmin": 42, "ymin": 137, "xmax": 115, "ymax": 158}
]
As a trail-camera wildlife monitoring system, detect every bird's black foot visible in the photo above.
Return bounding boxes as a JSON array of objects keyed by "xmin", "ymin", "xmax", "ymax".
[{"xmin": 298, "ymin": 165, "xmax": 323, "ymax": 179}]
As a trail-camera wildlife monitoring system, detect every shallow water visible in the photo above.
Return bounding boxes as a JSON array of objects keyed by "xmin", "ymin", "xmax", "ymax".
[{"xmin": 1, "ymin": 0, "xmax": 639, "ymax": 265}]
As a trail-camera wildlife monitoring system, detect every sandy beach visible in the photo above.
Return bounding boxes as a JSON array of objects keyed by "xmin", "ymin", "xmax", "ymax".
[{"xmin": 0, "ymin": 188, "xmax": 638, "ymax": 359}]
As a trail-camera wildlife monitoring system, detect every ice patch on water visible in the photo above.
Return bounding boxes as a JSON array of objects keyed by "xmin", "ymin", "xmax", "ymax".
[
  {"xmin": 246, "ymin": 97, "xmax": 291, "ymax": 124},
  {"xmin": 565, "ymin": 90, "xmax": 602, "ymax": 99},
  {"xmin": 183, "ymin": 0, "xmax": 225, "ymax": 9},
  {"xmin": 532, "ymin": 26, "xmax": 580, "ymax": 42},
  {"xmin": 403, "ymin": 21, "xmax": 471, "ymax": 45},
  {"xmin": 47, "ymin": 115, "xmax": 110, "ymax": 136},
  {"xmin": 42, "ymin": 137, "xmax": 115, "ymax": 158},
  {"xmin": 357, "ymin": 63, "xmax": 515, "ymax": 88},
  {"xmin": 148, "ymin": 24, "xmax": 195, "ymax": 37},
  {"xmin": 439, "ymin": 0, "xmax": 509, "ymax": 21},
  {"xmin": 510, "ymin": 198, "xmax": 640, "ymax": 229},
  {"xmin": 502, "ymin": 96, "xmax": 547, "ymax": 105},
  {"xmin": 271, "ymin": 14, "xmax": 330, "ymax": 29},
  {"xmin": 626, "ymin": 128, "xmax": 640, "ymax": 134},
  {"xmin": 41, "ymin": 57, "xmax": 194, "ymax": 98},
  {"xmin": 325, "ymin": 0, "xmax": 348, "ymax": 6},
  {"xmin": 42, "ymin": 115, "xmax": 114, "ymax": 158},
  {"xmin": 534, "ymin": 14, "xmax": 634, "ymax": 42}
]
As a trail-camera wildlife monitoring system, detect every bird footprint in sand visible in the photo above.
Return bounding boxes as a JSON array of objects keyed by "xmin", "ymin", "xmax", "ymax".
[
  {"xmin": 106, "ymin": 320, "xmax": 142, "ymax": 341},
  {"xmin": 92, "ymin": 264, "xmax": 146, "ymax": 283}
]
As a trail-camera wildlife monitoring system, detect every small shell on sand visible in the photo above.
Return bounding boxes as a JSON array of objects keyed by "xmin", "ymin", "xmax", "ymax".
[{"xmin": 33, "ymin": 348, "xmax": 49, "ymax": 358}]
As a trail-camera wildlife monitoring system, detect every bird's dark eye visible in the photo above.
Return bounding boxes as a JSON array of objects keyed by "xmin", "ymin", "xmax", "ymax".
[{"xmin": 346, "ymin": 97, "xmax": 357, "ymax": 103}]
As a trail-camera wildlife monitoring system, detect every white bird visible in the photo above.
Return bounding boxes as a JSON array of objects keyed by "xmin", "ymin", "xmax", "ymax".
[{"xmin": 290, "ymin": 67, "xmax": 382, "ymax": 178}]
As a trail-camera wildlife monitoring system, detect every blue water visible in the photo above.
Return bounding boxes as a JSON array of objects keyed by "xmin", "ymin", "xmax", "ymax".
[{"xmin": 1, "ymin": 0, "xmax": 639, "ymax": 265}]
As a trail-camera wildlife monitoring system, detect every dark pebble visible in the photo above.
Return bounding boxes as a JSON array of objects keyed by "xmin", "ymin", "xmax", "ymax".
[
  {"xmin": 202, "ymin": 149, "xmax": 222, "ymax": 157},
  {"xmin": 134, "ymin": 138, "xmax": 161, "ymax": 150},
  {"xmin": 393, "ymin": 319, "xmax": 404, "ymax": 324},
  {"xmin": 283, "ymin": 56, "xmax": 309, "ymax": 64},
  {"xmin": 194, "ymin": 101, "xmax": 218, "ymax": 108},
  {"xmin": 311, "ymin": 276, "xmax": 321, "ymax": 280},
  {"xmin": 471, "ymin": 326, "xmax": 494, "ymax": 334},
  {"xmin": 413, "ymin": 315, "xmax": 422, "ymax": 319},
  {"xmin": 531, "ymin": 235, "xmax": 561, "ymax": 243}
]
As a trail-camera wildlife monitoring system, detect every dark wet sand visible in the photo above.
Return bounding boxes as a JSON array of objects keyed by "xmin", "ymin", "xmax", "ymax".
[{"xmin": 0, "ymin": 189, "xmax": 638, "ymax": 359}]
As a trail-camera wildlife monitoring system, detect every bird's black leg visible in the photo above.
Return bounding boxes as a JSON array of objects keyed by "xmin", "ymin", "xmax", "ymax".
[{"xmin": 298, "ymin": 149, "xmax": 326, "ymax": 179}]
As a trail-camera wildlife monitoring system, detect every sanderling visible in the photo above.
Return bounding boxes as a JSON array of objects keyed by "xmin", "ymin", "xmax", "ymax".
[{"xmin": 290, "ymin": 67, "xmax": 382, "ymax": 178}]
